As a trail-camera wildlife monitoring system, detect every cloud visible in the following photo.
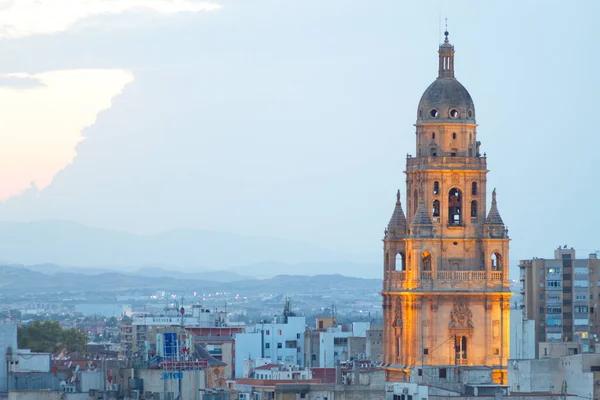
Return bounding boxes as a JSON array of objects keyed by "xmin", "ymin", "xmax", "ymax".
[
  {"xmin": 0, "ymin": 73, "xmax": 46, "ymax": 89},
  {"xmin": 0, "ymin": 0, "xmax": 221, "ymax": 38},
  {"xmin": 0, "ymin": 69, "xmax": 134, "ymax": 199}
]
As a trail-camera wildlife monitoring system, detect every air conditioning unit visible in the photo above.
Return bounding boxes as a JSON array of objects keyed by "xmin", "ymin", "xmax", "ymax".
[
  {"xmin": 238, "ymin": 394, "xmax": 250, "ymax": 400},
  {"xmin": 402, "ymin": 388, "xmax": 409, "ymax": 394}
]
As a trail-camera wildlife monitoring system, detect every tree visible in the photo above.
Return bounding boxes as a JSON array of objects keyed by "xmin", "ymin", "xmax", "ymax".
[
  {"xmin": 18, "ymin": 321, "xmax": 87, "ymax": 354},
  {"xmin": 62, "ymin": 328, "xmax": 87, "ymax": 354}
]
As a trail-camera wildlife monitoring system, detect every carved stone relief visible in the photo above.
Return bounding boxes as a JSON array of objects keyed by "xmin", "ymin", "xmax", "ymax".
[{"xmin": 449, "ymin": 298, "xmax": 474, "ymax": 329}]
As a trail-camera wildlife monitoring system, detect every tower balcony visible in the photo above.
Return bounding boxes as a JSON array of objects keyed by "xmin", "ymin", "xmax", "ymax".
[
  {"xmin": 406, "ymin": 155, "xmax": 487, "ymax": 171},
  {"xmin": 385, "ymin": 269, "xmax": 506, "ymax": 291}
]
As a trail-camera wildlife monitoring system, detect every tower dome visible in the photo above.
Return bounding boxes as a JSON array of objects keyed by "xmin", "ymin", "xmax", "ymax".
[{"xmin": 416, "ymin": 31, "xmax": 475, "ymax": 123}]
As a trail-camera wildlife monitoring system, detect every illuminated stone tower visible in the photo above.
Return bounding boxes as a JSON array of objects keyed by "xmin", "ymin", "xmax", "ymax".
[{"xmin": 381, "ymin": 31, "xmax": 512, "ymax": 384}]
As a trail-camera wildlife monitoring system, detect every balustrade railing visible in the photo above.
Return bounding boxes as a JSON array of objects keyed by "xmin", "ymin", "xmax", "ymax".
[
  {"xmin": 490, "ymin": 271, "xmax": 503, "ymax": 280},
  {"xmin": 386, "ymin": 269, "xmax": 503, "ymax": 284}
]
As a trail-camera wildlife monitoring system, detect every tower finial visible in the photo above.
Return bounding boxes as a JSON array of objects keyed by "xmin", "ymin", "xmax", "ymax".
[
  {"xmin": 396, "ymin": 189, "xmax": 401, "ymax": 203},
  {"xmin": 444, "ymin": 17, "xmax": 449, "ymax": 43},
  {"xmin": 438, "ymin": 18, "xmax": 455, "ymax": 78}
]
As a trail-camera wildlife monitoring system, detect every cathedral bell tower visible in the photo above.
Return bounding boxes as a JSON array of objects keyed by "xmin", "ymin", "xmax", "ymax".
[{"xmin": 381, "ymin": 31, "xmax": 512, "ymax": 384}]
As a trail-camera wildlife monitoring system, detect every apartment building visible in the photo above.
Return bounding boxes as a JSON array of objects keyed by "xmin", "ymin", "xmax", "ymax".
[{"xmin": 520, "ymin": 247, "xmax": 600, "ymax": 357}]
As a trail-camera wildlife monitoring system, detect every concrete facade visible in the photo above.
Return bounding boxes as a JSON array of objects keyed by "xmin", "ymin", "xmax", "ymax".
[
  {"xmin": 366, "ymin": 327, "xmax": 383, "ymax": 362},
  {"xmin": 234, "ymin": 317, "xmax": 306, "ymax": 378},
  {"xmin": 0, "ymin": 322, "xmax": 18, "ymax": 393},
  {"xmin": 508, "ymin": 354, "xmax": 600, "ymax": 399},
  {"xmin": 509, "ymin": 309, "xmax": 535, "ymax": 360},
  {"xmin": 520, "ymin": 248, "xmax": 600, "ymax": 357},
  {"xmin": 381, "ymin": 32, "xmax": 511, "ymax": 384},
  {"xmin": 12, "ymin": 350, "xmax": 51, "ymax": 373}
]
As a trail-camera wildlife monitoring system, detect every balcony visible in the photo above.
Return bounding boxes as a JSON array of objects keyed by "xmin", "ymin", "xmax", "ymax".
[
  {"xmin": 437, "ymin": 271, "xmax": 486, "ymax": 280},
  {"xmin": 385, "ymin": 270, "xmax": 505, "ymax": 291},
  {"xmin": 490, "ymin": 271, "xmax": 502, "ymax": 280},
  {"xmin": 406, "ymin": 155, "xmax": 487, "ymax": 171},
  {"xmin": 389, "ymin": 271, "xmax": 406, "ymax": 281}
]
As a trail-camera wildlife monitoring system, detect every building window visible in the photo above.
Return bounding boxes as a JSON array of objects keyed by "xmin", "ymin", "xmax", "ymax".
[
  {"xmin": 491, "ymin": 252, "xmax": 502, "ymax": 271},
  {"xmin": 574, "ymin": 306, "xmax": 589, "ymax": 314},
  {"xmin": 448, "ymin": 188, "xmax": 462, "ymax": 225},
  {"xmin": 396, "ymin": 252, "xmax": 406, "ymax": 271},
  {"xmin": 432, "ymin": 200, "xmax": 440, "ymax": 217},
  {"xmin": 452, "ymin": 132, "xmax": 457, "ymax": 139},
  {"xmin": 547, "ymin": 280, "xmax": 562, "ymax": 288},
  {"xmin": 432, "ymin": 132, "xmax": 435, "ymax": 139},
  {"xmin": 418, "ymin": 369, "xmax": 423, "ymax": 376},
  {"xmin": 439, "ymin": 368, "xmax": 447, "ymax": 378},
  {"xmin": 471, "ymin": 182, "xmax": 477, "ymax": 195},
  {"xmin": 430, "ymin": 109, "xmax": 439, "ymax": 118},
  {"xmin": 449, "ymin": 109, "xmax": 459, "ymax": 119},
  {"xmin": 278, "ymin": 329, "xmax": 282, "ymax": 335},
  {"xmin": 470, "ymin": 200, "xmax": 477, "ymax": 217},
  {"xmin": 266, "ymin": 330, "xmax": 270, "ymax": 335},
  {"xmin": 265, "ymin": 343, "xmax": 270, "ymax": 349},
  {"xmin": 433, "ymin": 181, "xmax": 439, "ymax": 194},
  {"xmin": 547, "ymin": 307, "xmax": 562, "ymax": 314},
  {"xmin": 455, "ymin": 336, "xmax": 468, "ymax": 363},
  {"xmin": 277, "ymin": 343, "xmax": 282, "ymax": 349},
  {"xmin": 423, "ymin": 348, "xmax": 429, "ymax": 355},
  {"xmin": 422, "ymin": 251, "xmax": 432, "ymax": 271}
]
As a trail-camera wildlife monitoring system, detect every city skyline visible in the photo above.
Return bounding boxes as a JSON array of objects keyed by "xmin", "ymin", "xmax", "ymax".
[{"xmin": 0, "ymin": 1, "xmax": 597, "ymax": 276}]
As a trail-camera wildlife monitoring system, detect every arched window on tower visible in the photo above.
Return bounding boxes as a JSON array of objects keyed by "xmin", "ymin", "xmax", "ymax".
[
  {"xmin": 432, "ymin": 200, "xmax": 440, "ymax": 217},
  {"xmin": 471, "ymin": 182, "xmax": 477, "ymax": 195},
  {"xmin": 448, "ymin": 188, "xmax": 462, "ymax": 225},
  {"xmin": 432, "ymin": 132, "xmax": 435, "ymax": 140},
  {"xmin": 433, "ymin": 181, "xmax": 439, "ymax": 195},
  {"xmin": 396, "ymin": 252, "xmax": 406, "ymax": 271},
  {"xmin": 422, "ymin": 251, "xmax": 432, "ymax": 271},
  {"xmin": 491, "ymin": 252, "xmax": 502, "ymax": 271},
  {"xmin": 430, "ymin": 147, "xmax": 437, "ymax": 157},
  {"xmin": 470, "ymin": 200, "xmax": 478, "ymax": 218}
]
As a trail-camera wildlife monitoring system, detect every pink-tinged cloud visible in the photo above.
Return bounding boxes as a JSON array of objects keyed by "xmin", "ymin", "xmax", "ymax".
[{"xmin": 0, "ymin": 69, "xmax": 134, "ymax": 200}]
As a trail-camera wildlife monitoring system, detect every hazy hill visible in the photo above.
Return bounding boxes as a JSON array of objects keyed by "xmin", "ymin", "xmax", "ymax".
[
  {"xmin": 0, "ymin": 265, "xmax": 380, "ymax": 294},
  {"xmin": 0, "ymin": 220, "xmax": 378, "ymax": 278}
]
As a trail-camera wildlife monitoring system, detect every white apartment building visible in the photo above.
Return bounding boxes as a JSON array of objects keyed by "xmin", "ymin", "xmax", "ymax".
[{"xmin": 234, "ymin": 316, "xmax": 306, "ymax": 378}]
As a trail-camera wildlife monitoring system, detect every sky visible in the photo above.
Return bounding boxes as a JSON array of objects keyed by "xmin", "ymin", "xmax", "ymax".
[{"xmin": 0, "ymin": 0, "xmax": 597, "ymax": 276}]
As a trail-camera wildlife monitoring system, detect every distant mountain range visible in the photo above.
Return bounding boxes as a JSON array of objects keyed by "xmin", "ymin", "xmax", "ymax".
[
  {"xmin": 0, "ymin": 264, "xmax": 381, "ymax": 295},
  {"xmin": 0, "ymin": 220, "xmax": 380, "ymax": 278}
]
